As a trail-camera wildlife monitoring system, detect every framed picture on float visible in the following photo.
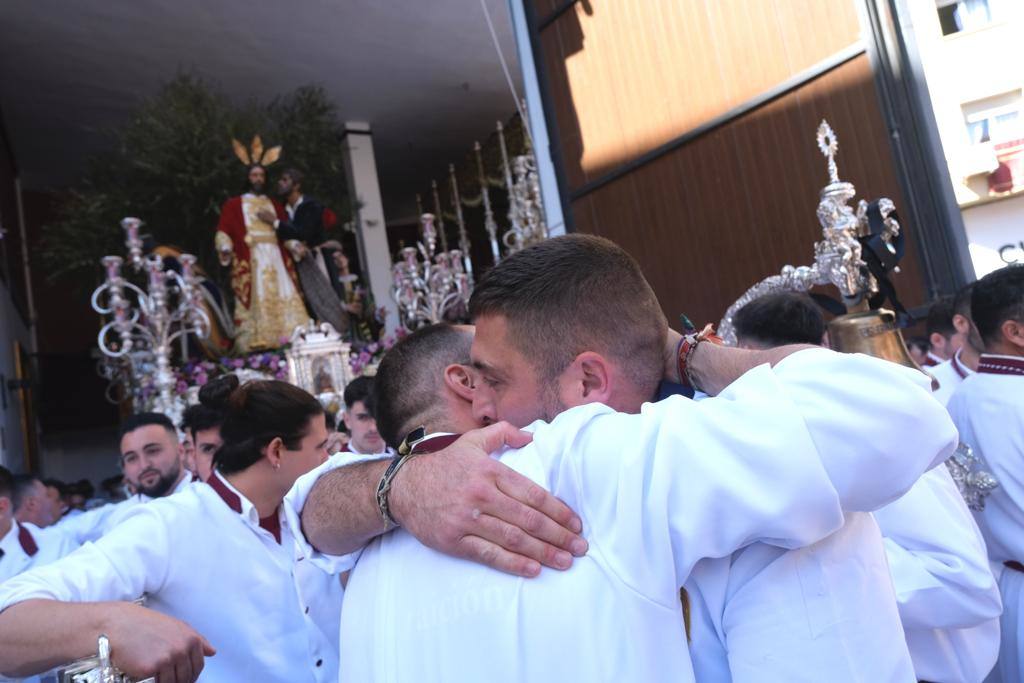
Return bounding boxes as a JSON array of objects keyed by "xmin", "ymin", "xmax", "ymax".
[{"xmin": 285, "ymin": 320, "xmax": 354, "ymax": 413}]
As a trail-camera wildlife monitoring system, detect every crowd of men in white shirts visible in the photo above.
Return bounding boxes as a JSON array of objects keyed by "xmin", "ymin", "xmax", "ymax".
[{"xmin": 0, "ymin": 234, "xmax": 1020, "ymax": 683}]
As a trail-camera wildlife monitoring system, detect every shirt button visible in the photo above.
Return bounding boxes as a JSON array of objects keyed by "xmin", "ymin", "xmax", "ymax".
[
  {"xmin": 316, "ymin": 659, "xmax": 323, "ymax": 667},
  {"xmin": 305, "ymin": 606, "xmax": 310, "ymax": 614}
]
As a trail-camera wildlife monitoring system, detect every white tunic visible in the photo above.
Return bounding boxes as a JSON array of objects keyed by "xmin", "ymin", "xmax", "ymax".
[
  {"xmin": 929, "ymin": 349, "xmax": 975, "ymax": 406},
  {"xmin": 0, "ymin": 474, "xmax": 337, "ymax": 683},
  {"xmin": 0, "ymin": 521, "xmax": 77, "ymax": 585},
  {"xmin": 872, "ymin": 466, "xmax": 1002, "ymax": 682},
  {"xmin": 685, "ymin": 512, "xmax": 914, "ymax": 682},
  {"xmin": 948, "ymin": 359, "xmax": 1024, "ymax": 682},
  {"xmin": 287, "ymin": 349, "xmax": 956, "ymax": 682},
  {"xmin": 55, "ymin": 471, "xmax": 196, "ymax": 545}
]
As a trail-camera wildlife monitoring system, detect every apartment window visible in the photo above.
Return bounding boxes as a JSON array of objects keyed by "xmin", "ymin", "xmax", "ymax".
[
  {"xmin": 937, "ymin": 0, "xmax": 1011, "ymax": 35},
  {"xmin": 963, "ymin": 92, "xmax": 1023, "ymax": 144}
]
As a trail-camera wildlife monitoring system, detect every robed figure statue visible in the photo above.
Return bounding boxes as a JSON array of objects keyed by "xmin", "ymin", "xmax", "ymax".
[{"xmin": 214, "ymin": 137, "xmax": 309, "ymax": 352}]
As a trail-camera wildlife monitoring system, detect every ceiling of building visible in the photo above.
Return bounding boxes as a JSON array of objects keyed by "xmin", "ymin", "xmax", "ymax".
[{"xmin": 0, "ymin": 0, "xmax": 523, "ymax": 221}]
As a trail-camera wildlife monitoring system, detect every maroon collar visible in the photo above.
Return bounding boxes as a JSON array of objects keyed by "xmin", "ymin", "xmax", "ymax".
[
  {"xmin": 978, "ymin": 354, "xmax": 1024, "ymax": 376},
  {"xmin": 411, "ymin": 433, "xmax": 462, "ymax": 455},
  {"xmin": 207, "ymin": 472, "xmax": 282, "ymax": 544},
  {"xmin": 951, "ymin": 350, "xmax": 972, "ymax": 379},
  {"xmin": 18, "ymin": 524, "xmax": 38, "ymax": 557}
]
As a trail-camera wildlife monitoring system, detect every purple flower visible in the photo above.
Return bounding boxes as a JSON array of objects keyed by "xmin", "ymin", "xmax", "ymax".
[
  {"xmin": 196, "ymin": 371, "xmax": 209, "ymax": 385},
  {"xmin": 279, "ymin": 335, "xmax": 290, "ymax": 346},
  {"xmin": 175, "ymin": 380, "xmax": 188, "ymax": 395},
  {"xmin": 248, "ymin": 356, "xmax": 262, "ymax": 369},
  {"xmin": 231, "ymin": 358, "xmax": 245, "ymax": 369},
  {"xmin": 268, "ymin": 358, "xmax": 280, "ymax": 371},
  {"xmin": 275, "ymin": 368, "xmax": 288, "ymax": 380}
]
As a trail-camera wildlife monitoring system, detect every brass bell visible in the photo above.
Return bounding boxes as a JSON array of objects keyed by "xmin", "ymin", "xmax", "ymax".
[{"xmin": 827, "ymin": 308, "xmax": 938, "ymax": 388}]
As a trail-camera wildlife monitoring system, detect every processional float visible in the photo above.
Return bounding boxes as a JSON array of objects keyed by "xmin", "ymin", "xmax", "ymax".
[
  {"xmin": 718, "ymin": 120, "xmax": 997, "ymax": 511},
  {"xmin": 92, "ymin": 217, "xmax": 355, "ymax": 427}
]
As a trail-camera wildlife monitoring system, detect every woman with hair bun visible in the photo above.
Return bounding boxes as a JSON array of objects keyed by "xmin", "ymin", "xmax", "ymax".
[{"xmin": 0, "ymin": 380, "xmax": 340, "ymax": 683}]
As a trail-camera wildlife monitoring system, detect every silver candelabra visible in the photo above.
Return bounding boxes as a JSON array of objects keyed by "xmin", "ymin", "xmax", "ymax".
[
  {"xmin": 91, "ymin": 217, "xmax": 211, "ymax": 424},
  {"xmin": 391, "ymin": 213, "xmax": 471, "ymax": 330}
]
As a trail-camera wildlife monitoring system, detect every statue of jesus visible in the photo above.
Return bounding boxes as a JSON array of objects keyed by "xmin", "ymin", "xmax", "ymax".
[{"xmin": 214, "ymin": 137, "xmax": 309, "ymax": 351}]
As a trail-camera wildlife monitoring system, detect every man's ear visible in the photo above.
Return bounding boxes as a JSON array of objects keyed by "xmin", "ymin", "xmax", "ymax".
[
  {"xmin": 953, "ymin": 313, "xmax": 971, "ymax": 335},
  {"xmin": 929, "ymin": 332, "xmax": 946, "ymax": 350},
  {"xmin": 1002, "ymin": 319, "xmax": 1024, "ymax": 350},
  {"xmin": 570, "ymin": 351, "xmax": 613, "ymax": 404},
  {"xmin": 0, "ymin": 497, "xmax": 10, "ymax": 517},
  {"xmin": 444, "ymin": 364, "xmax": 475, "ymax": 402},
  {"xmin": 264, "ymin": 436, "xmax": 285, "ymax": 467}
]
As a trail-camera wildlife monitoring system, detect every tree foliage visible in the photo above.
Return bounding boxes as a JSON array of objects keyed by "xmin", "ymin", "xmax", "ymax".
[{"xmin": 41, "ymin": 73, "xmax": 351, "ymax": 286}]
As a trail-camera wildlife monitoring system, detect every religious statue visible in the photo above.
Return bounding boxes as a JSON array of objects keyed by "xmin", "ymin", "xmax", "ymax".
[
  {"xmin": 214, "ymin": 136, "xmax": 310, "ymax": 351},
  {"xmin": 256, "ymin": 167, "xmax": 350, "ymax": 336}
]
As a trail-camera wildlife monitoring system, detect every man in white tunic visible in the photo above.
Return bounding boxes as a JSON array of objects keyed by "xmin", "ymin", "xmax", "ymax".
[
  {"xmin": 948, "ymin": 265, "xmax": 1024, "ymax": 683},
  {"xmin": 339, "ymin": 376, "xmax": 392, "ymax": 457},
  {"xmin": 931, "ymin": 284, "xmax": 982, "ymax": 406},
  {"xmin": 294, "ymin": 236, "xmax": 957, "ymax": 682},
  {"xmin": 0, "ymin": 380, "xmax": 340, "ymax": 683},
  {"xmin": 57, "ymin": 413, "xmax": 195, "ymax": 544},
  {"xmin": 0, "ymin": 469, "xmax": 77, "ymax": 585},
  {"xmin": 733, "ymin": 292, "xmax": 1002, "ymax": 682}
]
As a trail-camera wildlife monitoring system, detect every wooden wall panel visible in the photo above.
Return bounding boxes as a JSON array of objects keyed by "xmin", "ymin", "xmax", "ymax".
[
  {"xmin": 539, "ymin": 0, "xmax": 863, "ymax": 185},
  {"xmin": 569, "ymin": 55, "xmax": 927, "ymax": 327}
]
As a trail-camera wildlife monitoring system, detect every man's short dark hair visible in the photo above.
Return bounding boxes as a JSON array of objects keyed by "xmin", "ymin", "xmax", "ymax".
[
  {"xmin": 0, "ymin": 466, "xmax": 14, "ymax": 502},
  {"xmin": 118, "ymin": 412, "xmax": 176, "ymax": 441},
  {"xmin": 282, "ymin": 168, "xmax": 305, "ymax": 188},
  {"xmin": 344, "ymin": 376, "xmax": 375, "ymax": 411},
  {"xmin": 953, "ymin": 283, "xmax": 975, "ymax": 320},
  {"xmin": 732, "ymin": 293, "xmax": 826, "ymax": 348},
  {"xmin": 469, "ymin": 235, "xmax": 667, "ymax": 398},
  {"xmin": 926, "ymin": 296, "xmax": 956, "ymax": 339},
  {"xmin": 373, "ymin": 324, "xmax": 473, "ymax": 448},
  {"xmin": 11, "ymin": 474, "xmax": 41, "ymax": 512},
  {"xmin": 971, "ymin": 266, "xmax": 1024, "ymax": 347}
]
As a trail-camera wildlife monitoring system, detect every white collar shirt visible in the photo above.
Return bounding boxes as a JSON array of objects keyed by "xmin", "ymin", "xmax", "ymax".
[
  {"xmin": 929, "ymin": 349, "xmax": 975, "ymax": 406},
  {"xmin": 286, "ymin": 195, "xmax": 305, "ymax": 220},
  {"xmin": 293, "ymin": 349, "xmax": 957, "ymax": 682},
  {"xmin": 0, "ymin": 473, "xmax": 336, "ymax": 683},
  {"xmin": 0, "ymin": 521, "xmax": 77, "ymax": 585},
  {"xmin": 948, "ymin": 362, "xmax": 1024, "ymax": 564},
  {"xmin": 55, "ymin": 471, "xmax": 196, "ymax": 546}
]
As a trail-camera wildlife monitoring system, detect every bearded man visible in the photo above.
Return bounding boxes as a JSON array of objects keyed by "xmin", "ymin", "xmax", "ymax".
[{"xmin": 215, "ymin": 137, "xmax": 309, "ymax": 351}]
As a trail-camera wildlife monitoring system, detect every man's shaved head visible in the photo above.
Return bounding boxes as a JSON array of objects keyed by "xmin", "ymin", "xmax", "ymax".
[{"xmin": 373, "ymin": 324, "xmax": 474, "ymax": 447}]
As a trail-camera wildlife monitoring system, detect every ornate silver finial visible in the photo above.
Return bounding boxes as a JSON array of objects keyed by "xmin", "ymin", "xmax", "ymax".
[
  {"xmin": 816, "ymin": 119, "xmax": 840, "ymax": 186},
  {"xmin": 718, "ymin": 119, "xmax": 903, "ymax": 343},
  {"xmin": 946, "ymin": 442, "xmax": 1000, "ymax": 511}
]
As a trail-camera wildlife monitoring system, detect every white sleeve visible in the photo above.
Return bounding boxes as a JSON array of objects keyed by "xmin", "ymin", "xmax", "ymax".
[
  {"xmin": 54, "ymin": 504, "xmax": 121, "ymax": 545},
  {"xmin": 282, "ymin": 451, "xmax": 389, "ymax": 575},
  {"xmin": 769, "ymin": 350, "xmax": 956, "ymax": 510},
  {"xmin": 874, "ymin": 466, "xmax": 1002, "ymax": 629},
  {"xmin": 557, "ymin": 348, "xmax": 958, "ymax": 609},
  {"xmin": 0, "ymin": 506, "xmax": 172, "ymax": 613}
]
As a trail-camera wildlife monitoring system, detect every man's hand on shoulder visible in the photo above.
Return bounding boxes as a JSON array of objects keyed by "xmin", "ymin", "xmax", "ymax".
[{"xmin": 389, "ymin": 422, "xmax": 588, "ymax": 577}]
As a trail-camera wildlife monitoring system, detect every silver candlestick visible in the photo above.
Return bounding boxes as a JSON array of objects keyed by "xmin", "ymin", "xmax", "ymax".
[
  {"xmin": 92, "ymin": 217, "xmax": 211, "ymax": 424},
  {"xmin": 475, "ymin": 141, "xmax": 501, "ymax": 264},
  {"xmin": 391, "ymin": 213, "xmax": 471, "ymax": 330},
  {"xmin": 448, "ymin": 164, "xmax": 474, "ymax": 285}
]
